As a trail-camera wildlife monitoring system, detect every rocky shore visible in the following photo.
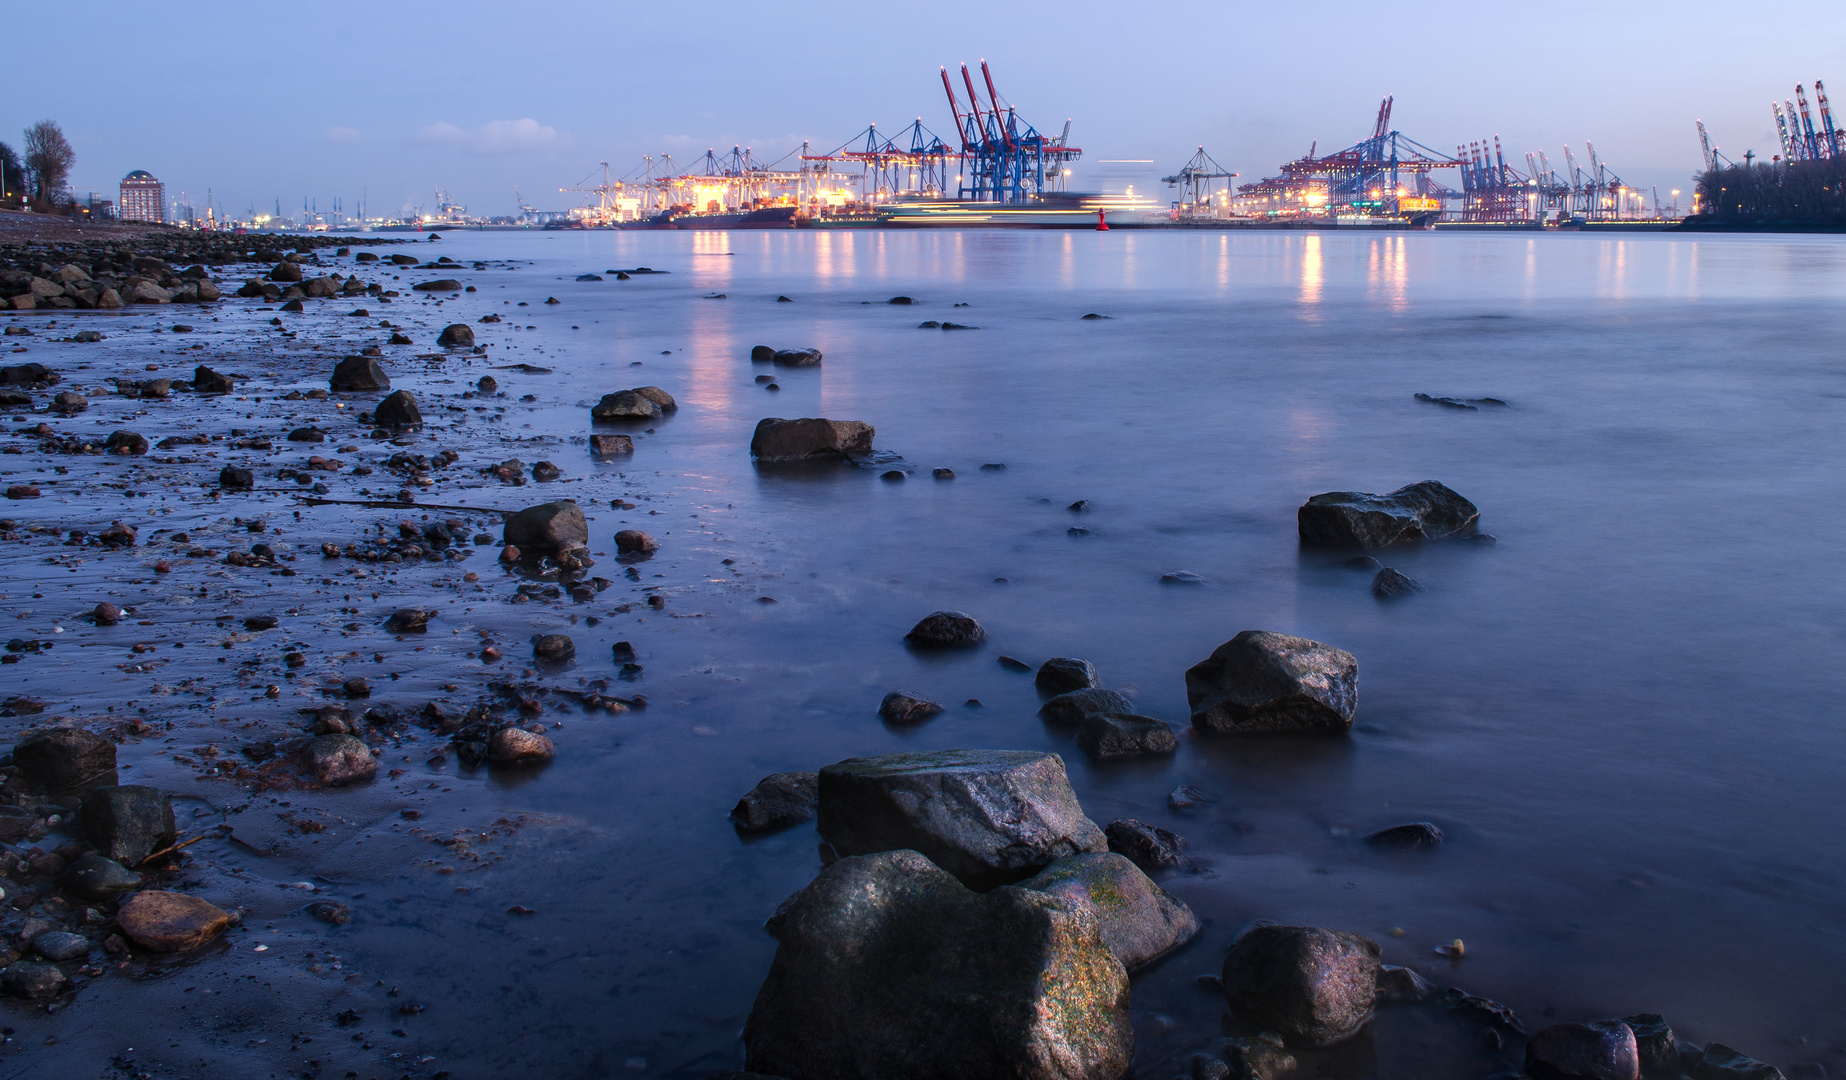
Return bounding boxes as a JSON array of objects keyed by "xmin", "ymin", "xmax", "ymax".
[{"xmin": 0, "ymin": 230, "xmax": 1809, "ymax": 1080}]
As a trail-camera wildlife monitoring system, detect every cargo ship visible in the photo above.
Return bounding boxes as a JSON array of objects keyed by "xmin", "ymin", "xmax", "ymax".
[{"xmin": 623, "ymin": 205, "xmax": 798, "ymax": 230}]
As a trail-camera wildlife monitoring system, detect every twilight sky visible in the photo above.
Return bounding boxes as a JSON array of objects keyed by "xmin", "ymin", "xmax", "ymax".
[{"xmin": 7, "ymin": 1, "xmax": 1844, "ymax": 218}]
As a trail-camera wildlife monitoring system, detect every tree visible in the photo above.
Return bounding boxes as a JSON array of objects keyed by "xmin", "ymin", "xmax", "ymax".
[
  {"xmin": 0, "ymin": 141, "xmax": 22, "ymax": 207},
  {"xmin": 22, "ymin": 120, "xmax": 74, "ymax": 204}
]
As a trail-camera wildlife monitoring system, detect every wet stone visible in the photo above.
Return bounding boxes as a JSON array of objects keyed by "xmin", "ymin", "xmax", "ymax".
[
  {"xmin": 1075, "ymin": 714, "xmax": 1178, "ymax": 761},
  {"xmin": 487, "ymin": 727, "xmax": 555, "ymax": 765},
  {"xmin": 1366, "ymin": 821, "xmax": 1443, "ymax": 849},
  {"xmin": 115, "ymin": 891, "xmax": 232, "ymax": 952},
  {"xmin": 32, "ymin": 930, "xmax": 90, "ymax": 962},
  {"xmin": 1036, "ymin": 657, "xmax": 1100, "ymax": 696},
  {"xmin": 878, "ymin": 691, "xmax": 944, "ymax": 724},
  {"xmin": 1039, "ymin": 687, "xmax": 1133, "ymax": 726},
  {"xmin": 533, "ymin": 634, "xmax": 575, "ymax": 663},
  {"xmin": 1372, "ymin": 566, "xmax": 1425, "ymax": 597},
  {"xmin": 1222, "ymin": 925, "xmax": 1381, "ymax": 1048},
  {"xmin": 503, "ymin": 500, "xmax": 588, "ymax": 552},
  {"xmin": 306, "ymin": 900, "xmax": 352, "ymax": 926},
  {"xmin": 80, "ymin": 784, "xmax": 176, "ymax": 865},
  {"xmin": 1017, "ymin": 852, "xmax": 1200, "ymax": 970},
  {"xmin": 904, "ymin": 610, "xmax": 986, "ymax": 648},
  {"xmin": 615, "ymin": 529, "xmax": 658, "ymax": 555},
  {"xmin": 62, "ymin": 854, "xmax": 143, "ymax": 901},
  {"xmin": 732, "ymin": 772, "xmax": 821, "ymax": 834},
  {"xmin": 13, "ymin": 728, "xmax": 117, "ymax": 792},
  {"xmin": 1376, "ymin": 964, "xmax": 1436, "ymax": 1003},
  {"xmin": 1525, "ymin": 1021, "xmax": 1641, "ymax": 1080},
  {"xmin": 303, "ymin": 734, "xmax": 377, "ymax": 786},
  {"xmin": 1692, "ymin": 1044, "xmax": 1785, "ymax": 1080},
  {"xmin": 385, "ymin": 608, "xmax": 434, "ymax": 633},
  {"xmin": 1186, "ymin": 630, "xmax": 1358, "ymax": 736},
  {"xmin": 1297, "ymin": 480, "xmax": 1480, "ymax": 549},
  {"xmin": 1105, "ymin": 819, "xmax": 1188, "ymax": 872},
  {"xmin": 1, "ymin": 962, "xmax": 70, "ymax": 998}
]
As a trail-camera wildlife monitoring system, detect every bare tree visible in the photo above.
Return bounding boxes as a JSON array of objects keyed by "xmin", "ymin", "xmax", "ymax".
[
  {"xmin": 22, "ymin": 121, "xmax": 75, "ymax": 204},
  {"xmin": 1696, "ymin": 156, "xmax": 1846, "ymax": 226},
  {"xmin": 0, "ymin": 141, "xmax": 22, "ymax": 207}
]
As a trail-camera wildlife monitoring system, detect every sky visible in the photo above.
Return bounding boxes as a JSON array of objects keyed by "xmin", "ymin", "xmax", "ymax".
[{"xmin": 6, "ymin": 1, "xmax": 1845, "ymax": 219}]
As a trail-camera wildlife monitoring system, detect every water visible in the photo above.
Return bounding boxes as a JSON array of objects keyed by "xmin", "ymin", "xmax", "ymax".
[{"xmin": 24, "ymin": 228, "xmax": 1846, "ymax": 1077}]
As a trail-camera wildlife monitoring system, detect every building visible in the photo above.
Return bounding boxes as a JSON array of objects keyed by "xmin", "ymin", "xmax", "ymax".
[{"xmin": 119, "ymin": 170, "xmax": 164, "ymax": 223}]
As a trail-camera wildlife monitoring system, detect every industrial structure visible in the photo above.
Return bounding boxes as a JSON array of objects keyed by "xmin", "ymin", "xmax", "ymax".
[
  {"xmin": 1769, "ymin": 80, "xmax": 1843, "ymax": 163},
  {"xmin": 1161, "ymin": 147, "xmax": 1237, "ymax": 219}
]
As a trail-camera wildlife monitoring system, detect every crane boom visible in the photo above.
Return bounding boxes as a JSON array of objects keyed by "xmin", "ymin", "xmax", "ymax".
[
  {"xmin": 1773, "ymin": 102, "xmax": 1795, "ymax": 160},
  {"xmin": 1817, "ymin": 80, "xmax": 1840, "ymax": 158},
  {"xmin": 940, "ymin": 68, "xmax": 971, "ymax": 152},
  {"xmin": 1696, "ymin": 123, "xmax": 1715, "ymax": 171},
  {"xmin": 1796, "ymin": 85, "xmax": 1821, "ymax": 159}
]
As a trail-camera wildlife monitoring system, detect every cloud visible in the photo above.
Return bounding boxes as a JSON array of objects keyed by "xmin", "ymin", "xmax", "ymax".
[
  {"xmin": 326, "ymin": 126, "xmax": 361, "ymax": 144},
  {"xmin": 414, "ymin": 118, "xmax": 566, "ymax": 156}
]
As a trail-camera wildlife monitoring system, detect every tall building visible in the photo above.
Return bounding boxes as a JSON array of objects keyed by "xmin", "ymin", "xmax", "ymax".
[{"xmin": 119, "ymin": 170, "xmax": 164, "ymax": 223}]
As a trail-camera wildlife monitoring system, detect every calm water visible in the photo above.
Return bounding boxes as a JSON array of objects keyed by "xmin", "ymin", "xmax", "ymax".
[{"xmin": 218, "ymin": 229, "xmax": 1846, "ymax": 1075}]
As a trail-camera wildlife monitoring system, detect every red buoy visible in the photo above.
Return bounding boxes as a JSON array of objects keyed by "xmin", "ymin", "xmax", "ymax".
[{"xmin": 1095, "ymin": 210, "xmax": 1109, "ymax": 231}]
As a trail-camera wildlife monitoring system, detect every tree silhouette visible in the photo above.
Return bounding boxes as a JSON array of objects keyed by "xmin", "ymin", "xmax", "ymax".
[
  {"xmin": 22, "ymin": 120, "xmax": 75, "ymax": 204},
  {"xmin": 0, "ymin": 141, "xmax": 22, "ymax": 207},
  {"xmin": 1696, "ymin": 157, "xmax": 1846, "ymax": 226}
]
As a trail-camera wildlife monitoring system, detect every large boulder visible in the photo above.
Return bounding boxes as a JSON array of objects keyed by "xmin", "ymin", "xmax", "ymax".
[
  {"xmin": 1525, "ymin": 1021, "xmax": 1640, "ymax": 1080},
  {"xmin": 744, "ymin": 849, "xmax": 1132, "ymax": 1080},
  {"xmin": 592, "ymin": 390, "xmax": 663, "ymax": 420},
  {"xmin": 502, "ymin": 500, "xmax": 589, "ymax": 552},
  {"xmin": 330, "ymin": 355, "xmax": 390, "ymax": 392},
  {"xmin": 436, "ymin": 323, "xmax": 474, "ymax": 347},
  {"xmin": 750, "ymin": 418, "xmax": 874, "ymax": 462},
  {"xmin": 1036, "ymin": 657, "xmax": 1100, "ymax": 696},
  {"xmin": 12, "ymin": 728, "xmax": 116, "ymax": 792},
  {"xmin": 1221, "ymin": 925, "xmax": 1380, "ymax": 1047},
  {"xmin": 267, "ymin": 261, "xmax": 304, "ymax": 282},
  {"xmin": 1185, "ymin": 631, "xmax": 1358, "ymax": 735},
  {"xmin": 817, "ymin": 749, "xmax": 1107, "ymax": 887},
  {"xmin": 80, "ymin": 785, "xmax": 176, "ymax": 866},
  {"xmin": 1297, "ymin": 480, "xmax": 1479, "ymax": 549},
  {"xmin": 1017, "ymin": 853, "xmax": 1199, "ymax": 970},
  {"xmin": 373, "ymin": 389, "xmax": 422, "ymax": 428}
]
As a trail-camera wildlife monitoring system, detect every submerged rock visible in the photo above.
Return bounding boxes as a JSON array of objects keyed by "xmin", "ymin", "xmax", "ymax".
[
  {"xmin": 1372, "ymin": 566, "xmax": 1425, "ymax": 597},
  {"xmin": 115, "ymin": 891, "xmax": 232, "ymax": 952},
  {"xmin": 1297, "ymin": 480, "xmax": 1480, "ymax": 549},
  {"xmin": 1104, "ymin": 819, "xmax": 1187, "ymax": 872},
  {"xmin": 1036, "ymin": 657, "xmax": 1099, "ymax": 696},
  {"xmin": 1039, "ymin": 687, "xmax": 1133, "ymax": 726},
  {"xmin": 1691, "ymin": 1044, "xmax": 1785, "ymax": 1080},
  {"xmin": 817, "ymin": 749, "xmax": 1106, "ymax": 886},
  {"xmin": 592, "ymin": 390, "xmax": 663, "ymax": 420},
  {"xmin": 743, "ymin": 849, "xmax": 1131, "ymax": 1080},
  {"xmin": 878, "ymin": 691, "xmax": 944, "ymax": 724},
  {"xmin": 1525, "ymin": 1020, "xmax": 1640, "ymax": 1080},
  {"xmin": 1017, "ymin": 852, "xmax": 1199, "ymax": 970},
  {"xmin": 1617, "ymin": 1014, "xmax": 1677, "ymax": 1077},
  {"xmin": 487, "ymin": 727, "xmax": 555, "ymax": 765},
  {"xmin": 903, "ymin": 610, "xmax": 986, "ymax": 648},
  {"xmin": 80, "ymin": 784, "xmax": 176, "ymax": 865},
  {"xmin": 771, "ymin": 348, "xmax": 822, "ymax": 367},
  {"xmin": 732, "ymin": 772, "xmax": 821, "ymax": 833},
  {"xmin": 1075, "ymin": 714, "xmax": 1178, "ymax": 761},
  {"xmin": 1375, "ymin": 964, "xmax": 1435, "ymax": 1003},
  {"xmin": 1222, "ymin": 925, "xmax": 1380, "ymax": 1047},
  {"xmin": 1185, "ymin": 630, "xmax": 1358, "ymax": 735},
  {"xmin": 750, "ymin": 417, "xmax": 875, "ymax": 462},
  {"xmin": 1366, "ymin": 822, "xmax": 1443, "ymax": 850}
]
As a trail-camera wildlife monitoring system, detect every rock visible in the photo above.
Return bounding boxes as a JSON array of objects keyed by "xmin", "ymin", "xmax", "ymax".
[
  {"xmin": 0, "ymin": 362, "xmax": 53, "ymax": 384},
  {"xmin": 1017, "ymin": 852, "xmax": 1199, "ymax": 969},
  {"xmin": 92, "ymin": 602, "xmax": 123, "ymax": 629},
  {"xmin": 878, "ymin": 691, "xmax": 944, "ymax": 724},
  {"xmin": 51, "ymin": 390, "xmax": 88, "ymax": 414},
  {"xmin": 1375, "ymin": 964, "xmax": 1435, "ymax": 1003},
  {"xmin": 33, "ymin": 931, "xmax": 89, "ymax": 962},
  {"xmin": 186, "ymin": 365, "xmax": 234, "ymax": 394},
  {"xmin": 1104, "ymin": 819, "xmax": 1187, "ymax": 872},
  {"xmin": 502, "ymin": 501, "xmax": 588, "ymax": 552},
  {"xmin": 115, "ymin": 891, "xmax": 232, "ymax": 952},
  {"xmin": 385, "ymin": 608, "xmax": 434, "ymax": 633},
  {"xmin": 62, "ymin": 854, "xmax": 143, "ymax": 901},
  {"xmin": 288, "ymin": 426, "xmax": 327, "ymax": 442},
  {"xmin": 1160, "ymin": 570, "xmax": 1207, "ymax": 585},
  {"xmin": 268, "ymin": 261, "xmax": 304, "ymax": 282},
  {"xmin": 330, "ymin": 355, "xmax": 390, "ymax": 392},
  {"xmin": 1525, "ymin": 1021, "xmax": 1641, "ymax": 1080},
  {"xmin": 629, "ymin": 386, "xmax": 677, "ymax": 410},
  {"xmin": 1372, "ymin": 567, "xmax": 1424, "ymax": 597},
  {"xmin": 887, "ymin": 296, "xmax": 914, "ymax": 305},
  {"xmin": 1, "ymin": 962, "xmax": 70, "ymax": 998},
  {"xmin": 592, "ymin": 390, "xmax": 663, "ymax": 420},
  {"xmin": 1185, "ymin": 630, "xmax": 1358, "ymax": 735},
  {"xmin": 903, "ymin": 610, "xmax": 986, "ymax": 648},
  {"xmin": 1366, "ymin": 822, "xmax": 1443, "ymax": 849},
  {"xmin": 1692, "ymin": 1045, "xmax": 1786, "ymax": 1080},
  {"xmin": 771, "ymin": 348, "xmax": 822, "ymax": 366},
  {"xmin": 306, "ymin": 900, "xmax": 352, "ymax": 925},
  {"xmin": 1447, "ymin": 988, "xmax": 1524, "ymax": 1031},
  {"xmin": 1297, "ymin": 480, "xmax": 1480, "ymax": 549},
  {"xmin": 219, "ymin": 466, "xmax": 254, "ymax": 490},
  {"xmin": 750, "ymin": 345, "xmax": 776, "ymax": 362},
  {"xmin": 414, "ymin": 279, "xmax": 464, "ymax": 292},
  {"xmin": 1168, "ymin": 785, "xmax": 1214, "ymax": 812},
  {"xmin": 742, "ymin": 849, "xmax": 1131, "ymax": 1080},
  {"xmin": 732, "ymin": 772, "xmax": 821, "ymax": 833},
  {"xmin": 303, "ymin": 734, "xmax": 377, "ymax": 786},
  {"xmin": 388, "ymin": 332, "xmax": 412, "ymax": 345},
  {"xmin": 80, "ymin": 785, "xmax": 176, "ymax": 865},
  {"xmin": 96, "ymin": 287, "xmax": 124, "ymax": 309},
  {"xmin": 589, "ymin": 434, "xmax": 633, "ymax": 456},
  {"xmin": 0, "ymin": 805, "xmax": 30, "ymax": 842},
  {"xmin": 106, "ymin": 430, "xmax": 149, "ymax": 455},
  {"xmin": 436, "ymin": 323, "xmax": 474, "ymax": 347},
  {"xmin": 1221, "ymin": 925, "xmax": 1380, "ymax": 1047},
  {"xmin": 476, "ymin": 375, "xmax": 498, "ymax": 393},
  {"xmin": 1618, "ymin": 1014, "xmax": 1677, "ymax": 1077},
  {"xmin": 1035, "ymin": 657, "xmax": 1100, "ymax": 695},
  {"xmin": 366, "ymin": 391, "xmax": 422, "ymax": 432},
  {"xmin": 1039, "ymin": 687, "xmax": 1134, "ymax": 726},
  {"xmin": 1219, "ymin": 1035, "xmax": 1297, "ymax": 1080},
  {"xmin": 13, "ymin": 728, "xmax": 116, "ymax": 792},
  {"xmin": 487, "ymin": 727, "xmax": 555, "ymax": 765},
  {"xmin": 749, "ymin": 417, "xmax": 875, "ymax": 461},
  {"xmin": 5, "ymin": 485, "xmax": 39, "ymax": 498},
  {"xmin": 817, "ymin": 749, "xmax": 1107, "ymax": 886},
  {"xmin": 1075, "ymin": 714, "xmax": 1178, "ymax": 760},
  {"xmin": 533, "ymin": 634, "xmax": 575, "ymax": 663},
  {"xmin": 576, "ymin": 273, "xmax": 603, "ymax": 282},
  {"xmin": 614, "ymin": 529, "xmax": 658, "ymax": 555},
  {"xmin": 932, "ymin": 467, "xmax": 954, "ymax": 479}
]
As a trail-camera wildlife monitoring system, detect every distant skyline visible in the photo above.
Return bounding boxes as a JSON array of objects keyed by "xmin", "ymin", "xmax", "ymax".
[{"xmin": 8, "ymin": 1, "xmax": 1845, "ymax": 219}]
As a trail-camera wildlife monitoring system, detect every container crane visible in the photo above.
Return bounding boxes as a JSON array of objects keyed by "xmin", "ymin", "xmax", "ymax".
[
  {"xmin": 1817, "ymin": 80, "xmax": 1841, "ymax": 158},
  {"xmin": 1795, "ymin": 85, "xmax": 1822, "ymax": 159}
]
